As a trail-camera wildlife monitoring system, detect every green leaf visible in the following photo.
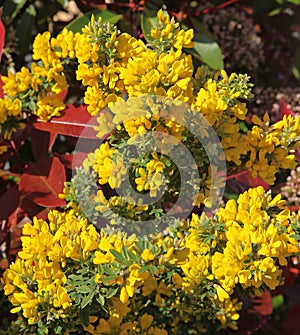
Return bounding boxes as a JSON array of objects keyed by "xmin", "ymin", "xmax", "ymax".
[
  {"xmin": 272, "ymin": 294, "xmax": 284, "ymax": 309},
  {"xmin": 96, "ymin": 294, "xmax": 105, "ymax": 306},
  {"xmin": 81, "ymin": 291, "xmax": 95, "ymax": 309},
  {"xmin": 182, "ymin": 19, "xmax": 223, "ymax": 69},
  {"xmin": 67, "ymin": 9, "xmax": 122, "ymax": 33},
  {"xmin": 238, "ymin": 121, "xmax": 249, "ymax": 133},
  {"xmin": 3, "ymin": 0, "xmax": 27, "ymax": 20},
  {"xmin": 101, "ymin": 264, "xmax": 118, "ymax": 276},
  {"xmin": 290, "ymin": 234, "xmax": 300, "ymax": 240},
  {"xmin": 77, "ymin": 286, "xmax": 93, "ymax": 294},
  {"xmin": 15, "ymin": 4, "xmax": 36, "ymax": 60},
  {"xmin": 141, "ymin": 14, "xmax": 159, "ymax": 43},
  {"xmin": 109, "ymin": 249, "xmax": 126, "ymax": 263},
  {"xmin": 54, "ymin": 325, "xmax": 63, "ymax": 334},
  {"xmin": 100, "ymin": 275, "xmax": 119, "ymax": 283},
  {"xmin": 143, "ymin": 0, "xmax": 164, "ymax": 14},
  {"xmin": 107, "ymin": 287, "xmax": 119, "ymax": 299},
  {"xmin": 187, "ymin": 30, "xmax": 224, "ymax": 70},
  {"xmin": 138, "ymin": 265, "xmax": 151, "ymax": 273}
]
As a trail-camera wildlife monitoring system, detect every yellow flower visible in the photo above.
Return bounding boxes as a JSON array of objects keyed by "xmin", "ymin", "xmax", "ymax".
[
  {"xmin": 75, "ymin": 33, "xmax": 99, "ymax": 64},
  {"xmin": 151, "ymin": 9, "xmax": 194, "ymax": 51},
  {"xmin": 35, "ymin": 94, "xmax": 65, "ymax": 121},
  {"xmin": 214, "ymin": 284, "xmax": 229, "ymax": 302},
  {"xmin": 116, "ymin": 33, "xmax": 145, "ymax": 64},
  {"xmin": 76, "ymin": 63, "xmax": 102, "ymax": 87},
  {"xmin": 32, "ymin": 31, "xmax": 55, "ymax": 67},
  {"xmin": 135, "ymin": 167, "xmax": 150, "ymax": 192},
  {"xmin": 51, "ymin": 28, "xmax": 77, "ymax": 59},
  {"xmin": 141, "ymin": 249, "xmax": 155, "ymax": 261}
]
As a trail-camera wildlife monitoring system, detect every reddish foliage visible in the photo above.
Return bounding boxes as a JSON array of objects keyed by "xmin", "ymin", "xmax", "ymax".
[
  {"xmin": 19, "ymin": 157, "xmax": 66, "ymax": 208},
  {"xmin": 0, "ymin": 17, "xmax": 5, "ymax": 61},
  {"xmin": 0, "ymin": 185, "xmax": 21, "ymax": 222},
  {"xmin": 231, "ymin": 292, "xmax": 273, "ymax": 335},
  {"xmin": 30, "ymin": 128, "xmax": 52, "ymax": 161},
  {"xmin": 226, "ymin": 170, "xmax": 270, "ymax": 196},
  {"xmin": 235, "ymin": 170, "xmax": 270, "ymax": 190},
  {"xmin": 279, "ymin": 99, "xmax": 294, "ymax": 119},
  {"xmin": 34, "ymin": 104, "xmax": 98, "ymax": 139},
  {"xmin": 49, "ymin": 132, "xmax": 58, "ymax": 151},
  {"xmin": 11, "ymin": 119, "xmax": 35, "ymax": 151},
  {"xmin": 56, "ymin": 152, "xmax": 88, "ymax": 170}
]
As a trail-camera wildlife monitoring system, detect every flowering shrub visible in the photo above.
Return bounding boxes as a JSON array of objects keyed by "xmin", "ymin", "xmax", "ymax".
[
  {"xmin": 0, "ymin": 7, "xmax": 300, "ymax": 335},
  {"xmin": 3, "ymin": 187, "xmax": 300, "ymax": 334}
]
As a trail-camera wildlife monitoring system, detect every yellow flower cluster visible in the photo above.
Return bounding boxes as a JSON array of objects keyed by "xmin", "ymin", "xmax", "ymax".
[
  {"xmin": 213, "ymin": 186, "xmax": 299, "ymax": 295},
  {"xmin": 3, "ymin": 187, "xmax": 299, "ymax": 333},
  {"xmin": 0, "ymin": 96, "xmax": 22, "ymax": 124},
  {"xmin": 242, "ymin": 114, "xmax": 300, "ymax": 184},
  {"xmin": 75, "ymin": 15, "xmax": 145, "ymax": 115},
  {"xmin": 2, "ymin": 9, "xmax": 299, "ymax": 192},
  {"xmin": 0, "ymin": 96, "xmax": 23, "ymax": 140},
  {"xmin": 0, "ymin": 28, "xmax": 79, "ymax": 139},
  {"xmin": 83, "ymin": 141, "xmax": 127, "ymax": 189},
  {"xmin": 192, "ymin": 70, "xmax": 249, "ymax": 166},
  {"xmin": 150, "ymin": 9, "xmax": 194, "ymax": 52},
  {"xmin": 135, "ymin": 153, "xmax": 166, "ymax": 197},
  {"xmin": 75, "ymin": 10, "xmax": 196, "ymax": 116},
  {"xmin": 2, "ymin": 210, "xmax": 99, "ymax": 325},
  {"xmin": 2, "ymin": 10, "xmax": 300, "ymax": 334},
  {"xmin": 85, "ymin": 313, "xmax": 168, "ymax": 335}
]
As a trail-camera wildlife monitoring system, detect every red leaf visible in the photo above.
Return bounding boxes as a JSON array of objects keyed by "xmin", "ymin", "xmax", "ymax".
[
  {"xmin": 19, "ymin": 157, "xmax": 66, "ymax": 207},
  {"xmin": 58, "ymin": 88, "xmax": 68, "ymax": 102},
  {"xmin": 35, "ymin": 208, "xmax": 50, "ymax": 220},
  {"xmin": 232, "ymin": 292, "xmax": 273, "ymax": 335},
  {"xmin": 49, "ymin": 132, "xmax": 57, "ymax": 151},
  {"xmin": 243, "ymin": 172, "xmax": 270, "ymax": 190},
  {"xmin": 0, "ymin": 185, "xmax": 21, "ymax": 221},
  {"xmin": 227, "ymin": 170, "xmax": 270, "ymax": 191},
  {"xmin": 19, "ymin": 196, "xmax": 44, "ymax": 218},
  {"xmin": 279, "ymin": 99, "xmax": 294, "ymax": 119},
  {"xmin": 30, "ymin": 128, "xmax": 51, "ymax": 161},
  {"xmin": 56, "ymin": 152, "xmax": 88, "ymax": 169},
  {"xmin": 0, "ymin": 17, "xmax": 5, "ymax": 61},
  {"xmin": 33, "ymin": 104, "xmax": 98, "ymax": 139},
  {"xmin": 11, "ymin": 118, "xmax": 35, "ymax": 150}
]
